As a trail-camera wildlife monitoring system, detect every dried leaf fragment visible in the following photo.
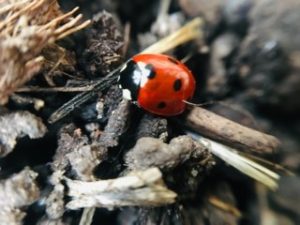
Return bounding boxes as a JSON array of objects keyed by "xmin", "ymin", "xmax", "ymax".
[{"xmin": 99, "ymin": 99, "xmax": 131, "ymax": 147}]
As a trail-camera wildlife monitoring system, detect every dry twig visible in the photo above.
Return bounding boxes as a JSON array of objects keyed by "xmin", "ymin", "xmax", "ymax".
[{"xmin": 184, "ymin": 107, "xmax": 280, "ymax": 154}]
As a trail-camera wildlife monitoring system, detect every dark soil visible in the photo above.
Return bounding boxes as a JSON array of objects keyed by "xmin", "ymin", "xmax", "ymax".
[{"xmin": 1, "ymin": 0, "xmax": 300, "ymax": 225}]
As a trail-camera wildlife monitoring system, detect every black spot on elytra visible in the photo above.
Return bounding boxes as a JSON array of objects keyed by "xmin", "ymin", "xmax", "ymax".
[
  {"xmin": 168, "ymin": 57, "xmax": 179, "ymax": 64},
  {"xmin": 145, "ymin": 64, "xmax": 156, "ymax": 79},
  {"xmin": 157, "ymin": 102, "xmax": 167, "ymax": 109},
  {"xmin": 173, "ymin": 79, "xmax": 182, "ymax": 91}
]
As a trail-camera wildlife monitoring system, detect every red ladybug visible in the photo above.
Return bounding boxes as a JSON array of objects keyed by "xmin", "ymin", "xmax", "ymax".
[{"xmin": 118, "ymin": 54, "xmax": 196, "ymax": 116}]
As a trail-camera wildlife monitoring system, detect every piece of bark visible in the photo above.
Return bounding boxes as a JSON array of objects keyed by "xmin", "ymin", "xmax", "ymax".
[
  {"xmin": 0, "ymin": 168, "xmax": 40, "ymax": 225},
  {"xmin": 66, "ymin": 168, "xmax": 177, "ymax": 209},
  {"xmin": 0, "ymin": 111, "xmax": 47, "ymax": 157},
  {"xmin": 184, "ymin": 106, "xmax": 280, "ymax": 153},
  {"xmin": 101, "ymin": 84, "xmax": 123, "ymax": 121},
  {"xmin": 125, "ymin": 136, "xmax": 209, "ymax": 170},
  {"xmin": 99, "ymin": 99, "xmax": 131, "ymax": 147}
]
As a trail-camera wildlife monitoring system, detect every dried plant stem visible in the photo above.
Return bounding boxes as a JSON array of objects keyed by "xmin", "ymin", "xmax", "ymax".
[
  {"xmin": 18, "ymin": 85, "xmax": 95, "ymax": 92},
  {"xmin": 41, "ymin": 6, "xmax": 80, "ymax": 31},
  {"xmin": 79, "ymin": 207, "xmax": 95, "ymax": 225},
  {"xmin": 57, "ymin": 19, "xmax": 91, "ymax": 40},
  {"xmin": 66, "ymin": 168, "xmax": 177, "ymax": 209},
  {"xmin": 142, "ymin": 17, "xmax": 203, "ymax": 53},
  {"xmin": 195, "ymin": 135, "xmax": 279, "ymax": 190}
]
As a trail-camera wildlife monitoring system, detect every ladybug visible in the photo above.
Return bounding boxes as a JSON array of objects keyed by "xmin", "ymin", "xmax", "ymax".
[{"xmin": 118, "ymin": 54, "xmax": 196, "ymax": 116}]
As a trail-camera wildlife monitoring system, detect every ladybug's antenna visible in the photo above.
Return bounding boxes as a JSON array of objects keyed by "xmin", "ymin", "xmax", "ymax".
[{"xmin": 183, "ymin": 100, "xmax": 217, "ymax": 107}]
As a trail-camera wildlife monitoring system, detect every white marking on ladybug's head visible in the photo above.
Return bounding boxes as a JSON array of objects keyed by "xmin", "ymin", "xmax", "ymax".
[
  {"xmin": 132, "ymin": 69, "xmax": 142, "ymax": 86},
  {"xmin": 122, "ymin": 89, "xmax": 132, "ymax": 100},
  {"xmin": 137, "ymin": 62, "xmax": 151, "ymax": 87}
]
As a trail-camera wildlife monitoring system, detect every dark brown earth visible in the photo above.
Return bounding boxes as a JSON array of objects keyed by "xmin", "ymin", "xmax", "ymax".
[{"xmin": 0, "ymin": 0, "xmax": 300, "ymax": 225}]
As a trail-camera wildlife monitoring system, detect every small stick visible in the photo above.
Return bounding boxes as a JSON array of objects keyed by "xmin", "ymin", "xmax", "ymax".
[{"xmin": 184, "ymin": 107, "xmax": 280, "ymax": 154}]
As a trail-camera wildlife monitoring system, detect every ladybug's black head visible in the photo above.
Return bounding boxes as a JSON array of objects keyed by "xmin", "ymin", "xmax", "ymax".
[
  {"xmin": 118, "ymin": 60, "xmax": 140, "ymax": 102},
  {"xmin": 118, "ymin": 59, "xmax": 155, "ymax": 102}
]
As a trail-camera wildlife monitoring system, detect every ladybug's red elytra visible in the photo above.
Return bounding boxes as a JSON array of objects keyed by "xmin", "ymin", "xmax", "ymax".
[{"xmin": 118, "ymin": 54, "xmax": 196, "ymax": 116}]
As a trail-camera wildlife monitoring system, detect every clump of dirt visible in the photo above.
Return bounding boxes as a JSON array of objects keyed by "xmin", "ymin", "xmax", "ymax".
[{"xmin": 0, "ymin": 1, "xmax": 299, "ymax": 225}]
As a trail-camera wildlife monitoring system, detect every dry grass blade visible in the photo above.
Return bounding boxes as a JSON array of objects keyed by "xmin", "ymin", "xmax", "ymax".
[
  {"xmin": 0, "ymin": 0, "xmax": 90, "ymax": 104},
  {"xmin": 142, "ymin": 17, "xmax": 203, "ymax": 54},
  {"xmin": 195, "ymin": 135, "xmax": 280, "ymax": 190},
  {"xmin": 208, "ymin": 196, "xmax": 242, "ymax": 218}
]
